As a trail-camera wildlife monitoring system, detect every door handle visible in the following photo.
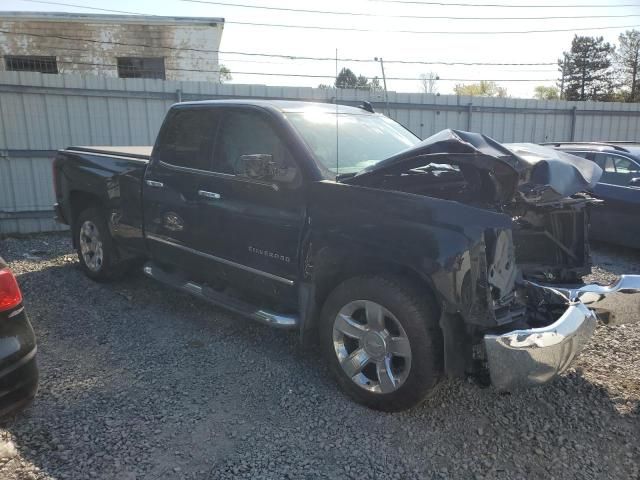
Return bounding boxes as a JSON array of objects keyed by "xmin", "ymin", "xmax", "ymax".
[
  {"xmin": 145, "ymin": 180, "xmax": 164, "ymax": 188},
  {"xmin": 198, "ymin": 190, "xmax": 221, "ymax": 200}
]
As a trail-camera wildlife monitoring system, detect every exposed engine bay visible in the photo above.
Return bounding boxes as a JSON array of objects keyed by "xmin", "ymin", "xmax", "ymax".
[
  {"xmin": 345, "ymin": 131, "xmax": 600, "ymax": 286},
  {"xmin": 343, "ymin": 129, "xmax": 604, "ymax": 361}
]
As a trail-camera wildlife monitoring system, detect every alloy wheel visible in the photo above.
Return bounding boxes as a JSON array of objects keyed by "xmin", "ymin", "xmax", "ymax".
[
  {"xmin": 332, "ymin": 300, "xmax": 412, "ymax": 394},
  {"xmin": 79, "ymin": 220, "xmax": 104, "ymax": 272}
]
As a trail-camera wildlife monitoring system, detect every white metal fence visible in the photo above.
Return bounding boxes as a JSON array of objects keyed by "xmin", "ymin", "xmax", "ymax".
[{"xmin": 2, "ymin": 70, "xmax": 640, "ymax": 234}]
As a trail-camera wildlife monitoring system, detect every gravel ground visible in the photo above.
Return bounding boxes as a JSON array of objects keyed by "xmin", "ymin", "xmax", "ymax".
[{"xmin": 0, "ymin": 233, "xmax": 638, "ymax": 480}]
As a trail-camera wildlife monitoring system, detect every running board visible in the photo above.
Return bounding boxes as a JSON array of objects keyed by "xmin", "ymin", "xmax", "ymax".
[{"xmin": 143, "ymin": 262, "xmax": 299, "ymax": 329}]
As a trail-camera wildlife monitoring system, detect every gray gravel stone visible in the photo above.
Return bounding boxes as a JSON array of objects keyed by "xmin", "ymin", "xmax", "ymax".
[{"xmin": 0, "ymin": 233, "xmax": 638, "ymax": 479}]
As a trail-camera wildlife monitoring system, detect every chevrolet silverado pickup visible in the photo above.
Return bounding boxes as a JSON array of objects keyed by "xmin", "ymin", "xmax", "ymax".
[{"xmin": 53, "ymin": 100, "xmax": 640, "ymax": 411}]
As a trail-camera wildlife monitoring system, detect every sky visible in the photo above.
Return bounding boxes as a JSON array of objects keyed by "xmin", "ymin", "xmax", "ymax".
[{"xmin": 3, "ymin": 0, "xmax": 640, "ymax": 98}]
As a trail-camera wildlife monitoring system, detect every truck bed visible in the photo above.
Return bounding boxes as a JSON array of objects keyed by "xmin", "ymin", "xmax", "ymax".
[
  {"xmin": 53, "ymin": 145, "xmax": 151, "ymax": 254},
  {"xmin": 65, "ymin": 146, "xmax": 152, "ymax": 160}
]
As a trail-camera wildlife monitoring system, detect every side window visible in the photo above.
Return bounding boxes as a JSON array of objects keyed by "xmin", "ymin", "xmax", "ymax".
[
  {"xmin": 154, "ymin": 108, "xmax": 218, "ymax": 170},
  {"xmin": 566, "ymin": 151, "xmax": 591, "ymax": 160},
  {"xmin": 609, "ymin": 157, "xmax": 639, "ymax": 174},
  {"xmin": 213, "ymin": 110, "xmax": 298, "ymax": 183},
  {"xmin": 594, "ymin": 153, "xmax": 640, "ymax": 186}
]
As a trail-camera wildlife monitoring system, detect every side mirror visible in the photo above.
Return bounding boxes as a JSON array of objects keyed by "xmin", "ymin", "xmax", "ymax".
[
  {"xmin": 239, "ymin": 154, "xmax": 275, "ymax": 180},
  {"xmin": 629, "ymin": 177, "xmax": 640, "ymax": 187}
]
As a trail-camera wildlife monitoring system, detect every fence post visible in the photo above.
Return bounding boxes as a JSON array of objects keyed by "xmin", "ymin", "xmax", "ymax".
[
  {"xmin": 176, "ymin": 88, "xmax": 182, "ymax": 103},
  {"xmin": 467, "ymin": 102, "xmax": 473, "ymax": 131},
  {"xmin": 570, "ymin": 106, "xmax": 577, "ymax": 141}
]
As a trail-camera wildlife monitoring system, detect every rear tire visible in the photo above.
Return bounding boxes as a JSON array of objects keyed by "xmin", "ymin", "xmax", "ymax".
[
  {"xmin": 319, "ymin": 275, "xmax": 443, "ymax": 412},
  {"xmin": 74, "ymin": 207, "xmax": 124, "ymax": 282}
]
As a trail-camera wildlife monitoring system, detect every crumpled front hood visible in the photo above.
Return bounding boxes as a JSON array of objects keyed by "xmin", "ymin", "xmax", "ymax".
[
  {"xmin": 503, "ymin": 142, "xmax": 602, "ymax": 203},
  {"xmin": 347, "ymin": 129, "xmax": 602, "ymax": 204}
]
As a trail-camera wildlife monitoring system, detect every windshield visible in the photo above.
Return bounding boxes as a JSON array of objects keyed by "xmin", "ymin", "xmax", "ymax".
[{"xmin": 286, "ymin": 110, "xmax": 420, "ymax": 176}]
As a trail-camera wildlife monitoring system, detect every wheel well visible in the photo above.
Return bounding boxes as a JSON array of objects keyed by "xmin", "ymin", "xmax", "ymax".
[
  {"xmin": 307, "ymin": 253, "xmax": 441, "ymax": 335},
  {"xmin": 69, "ymin": 191, "xmax": 104, "ymax": 247},
  {"xmin": 69, "ymin": 191, "xmax": 103, "ymax": 223}
]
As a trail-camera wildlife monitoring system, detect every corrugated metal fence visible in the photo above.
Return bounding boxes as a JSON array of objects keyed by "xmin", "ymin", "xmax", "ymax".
[{"xmin": 2, "ymin": 70, "xmax": 640, "ymax": 234}]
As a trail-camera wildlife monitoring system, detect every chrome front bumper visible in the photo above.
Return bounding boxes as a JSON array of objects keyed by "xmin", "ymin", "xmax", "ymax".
[{"xmin": 484, "ymin": 275, "xmax": 640, "ymax": 391}]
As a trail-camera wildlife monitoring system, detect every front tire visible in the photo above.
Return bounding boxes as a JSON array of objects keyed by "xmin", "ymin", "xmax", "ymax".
[
  {"xmin": 74, "ymin": 207, "xmax": 123, "ymax": 282},
  {"xmin": 319, "ymin": 275, "xmax": 443, "ymax": 412}
]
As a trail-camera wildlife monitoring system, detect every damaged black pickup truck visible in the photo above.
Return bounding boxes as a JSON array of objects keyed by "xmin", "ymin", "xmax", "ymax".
[{"xmin": 52, "ymin": 100, "xmax": 640, "ymax": 411}]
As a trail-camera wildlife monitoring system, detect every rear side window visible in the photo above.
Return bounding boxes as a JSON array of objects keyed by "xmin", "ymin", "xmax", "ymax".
[{"xmin": 154, "ymin": 108, "xmax": 218, "ymax": 170}]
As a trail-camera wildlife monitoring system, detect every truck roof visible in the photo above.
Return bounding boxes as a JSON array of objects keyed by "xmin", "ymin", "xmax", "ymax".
[{"xmin": 174, "ymin": 99, "xmax": 375, "ymax": 115}]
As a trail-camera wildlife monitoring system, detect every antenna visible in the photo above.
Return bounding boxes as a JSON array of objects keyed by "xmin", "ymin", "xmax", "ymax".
[{"xmin": 335, "ymin": 47, "xmax": 339, "ymax": 176}]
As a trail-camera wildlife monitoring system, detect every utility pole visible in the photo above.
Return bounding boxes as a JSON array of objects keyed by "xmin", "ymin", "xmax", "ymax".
[
  {"xmin": 335, "ymin": 48, "xmax": 340, "ymax": 175},
  {"xmin": 560, "ymin": 53, "xmax": 567, "ymax": 100},
  {"xmin": 375, "ymin": 57, "xmax": 390, "ymax": 117}
]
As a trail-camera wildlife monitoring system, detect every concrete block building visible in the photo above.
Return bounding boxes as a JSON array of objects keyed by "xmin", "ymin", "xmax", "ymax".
[{"xmin": 0, "ymin": 11, "xmax": 224, "ymax": 82}]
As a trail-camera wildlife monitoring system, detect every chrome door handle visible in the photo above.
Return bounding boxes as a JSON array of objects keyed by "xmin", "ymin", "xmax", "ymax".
[
  {"xmin": 145, "ymin": 180, "xmax": 164, "ymax": 188},
  {"xmin": 198, "ymin": 190, "xmax": 221, "ymax": 200}
]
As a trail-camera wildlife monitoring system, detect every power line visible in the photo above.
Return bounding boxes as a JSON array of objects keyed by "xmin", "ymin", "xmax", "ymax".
[
  {"xmin": 25, "ymin": 59, "xmax": 558, "ymax": 82},
  {"xmin": 11, "ymin": 0, "xmax": 640, "ymax": 33},
  {"xmin": 379, "ymin": 60, "xmax": 557, "ymax": 66},
  {"xmin": 0, "ymin": 30, "xmax": 559, "ymax": 65},
  {"xmin": 4, "ymin": 39, "xmax": 295, "ymax": 65},
  {"xmin": 223, "ymin": 57, "xmax": 558, "ymax": 71},
  {"xmin": 180, "ymin": 0, "xmax": 640, "ymax": 20},
  {"xmin": 225, "ymin": 20, "xmax": 640, "ymax": 34},
  {"xmin": 4, "ymin": 45, "xmax": 559, "ymax": 71},
  {"xmin": 369, "ymin": 0, "xmax": 639, "ymax": 7},
  {"xmin": 218, "ymin": 57, "xmax": 302, "ymax": 66}
]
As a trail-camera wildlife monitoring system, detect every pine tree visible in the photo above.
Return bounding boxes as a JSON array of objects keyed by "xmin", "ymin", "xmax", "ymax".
[
  {"xmin": 356, "ymin": 75, "xmax": 370, "ymax": 90},
  {"xmin": 615, "ymin": 29, "xmax": 640, "ymax": 102},
  {"xmin": 560, "ymin": 35, "xmax": 615, "ymax": 101},
  {"xmin": 335, "ymin": 68, "xmax": 358, "ymax": 89}
]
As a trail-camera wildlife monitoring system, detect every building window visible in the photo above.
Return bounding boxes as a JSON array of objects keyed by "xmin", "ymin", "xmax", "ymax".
[
  {"xmin": 5, "ymin": 56, "xmax": 58, "ymax": 74},
  {"xmin": 117, "ymin": 57, "xmax": 165, "ymax": 79}
]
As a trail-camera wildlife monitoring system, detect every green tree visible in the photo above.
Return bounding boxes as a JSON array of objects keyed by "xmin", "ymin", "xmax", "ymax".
[
  {"xmin": 453, "ymin": 80, "xmax": 508, "ymax": 97},
  {"xmin": 560, "ymin": 35, "xmax": 615, "ymax": 101},
  {"xmin": 335, "ymin": 68, "xmax": 381, "ymax": 91},
  {"xmin": 356, "ymin": 75, "xmax": 370, "ymax": 90},
  {"xmin": 533, "ymin": 85, "xmax": 560, "ymax": 100},
  {"xmin": 335, "ymin": 67, "xmax": 358, "ymax": 89},
  {"xmin": 615, "ymin": 29, "xmax": 640, "ymax": 102},
  {"xmin": 219, "ymin": 65, "xmax": 232, "ymax": 84}
]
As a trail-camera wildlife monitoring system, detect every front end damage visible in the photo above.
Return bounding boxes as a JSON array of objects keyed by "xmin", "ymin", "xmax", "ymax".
[
  {"xmin": 485, "ymin": 301, "xmax": 597, "ymax": 390},
  {"xmin": 468, "ymin": 210, "xmax": 640, "ymax": 390},
  {"xmin": 345, "ymin": 129, "xmax": 640, "ymax": 390},
  {"xmin": 483, "ymin": 277, "xmax": 640, "ymax": 390}
]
